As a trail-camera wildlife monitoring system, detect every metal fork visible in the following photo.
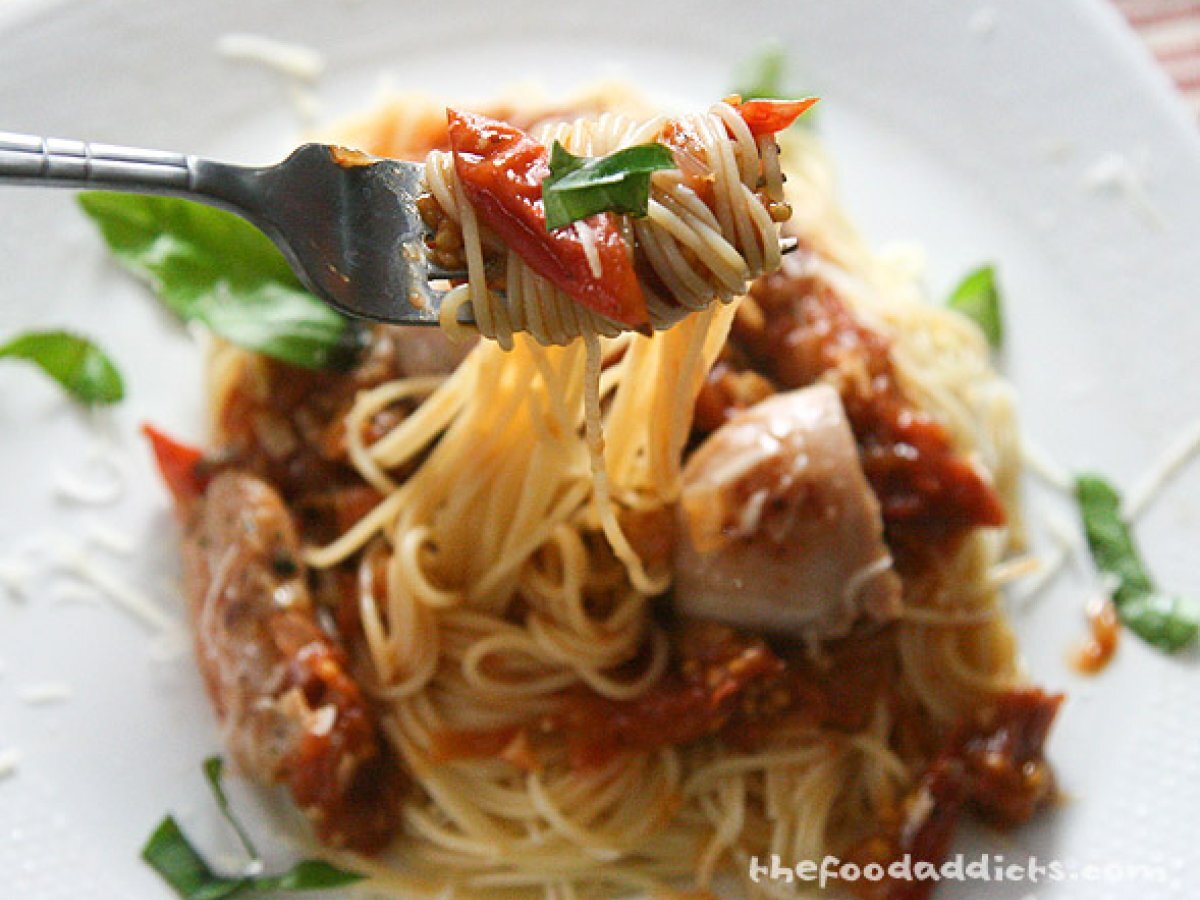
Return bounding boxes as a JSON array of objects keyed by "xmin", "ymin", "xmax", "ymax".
[
  {"xmin": 1, "ymin": 131, "xmax": 799, "ymax": 328},
  {"xmin": 0, "ymin": 132, "xmax": 460, "ymax": 325}
]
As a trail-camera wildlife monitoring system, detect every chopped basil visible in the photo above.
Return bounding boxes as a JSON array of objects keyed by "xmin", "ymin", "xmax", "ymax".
[
  {"xmin": 542, "ymin": 141, "xmax": 676, "ymax": 231},
  {"xmin": 1075, "ymin": 474, "xmax": 1199, "ymax": 652},
  {"xmin": 0, "ymin": 329, "xmax": 124, "ymax": 405},
  {"xmin": 142, "ymin": 756, "xmax": 366, "ymax": 899},
  {"xmin": 202, "ymin": 757, "xmax": 258, "ymax": 862},
  {"xmin": 79, "ymin": 193, "xmax": 361, "ymax": 370},
  {"xmin": 731, "ymin": 42, "xmax": 816, "ymax": 126},
  {"xmin": 947, "ymin": 264, "xmax": 1004, "ymax": 347},
  {"xmin": 251, "ymin": 861, "xmax": 370, "ymax": 893},
  {"xmin": 142, "ymin": 817, "xmax": 247, "ymax": 900},
  {"xmin": 733, "ymin": 42, "xmax": 788, "ymax": 100}
]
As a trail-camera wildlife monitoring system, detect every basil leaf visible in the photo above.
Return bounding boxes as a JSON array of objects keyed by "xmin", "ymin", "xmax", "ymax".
[
  {"xmin": 1119, "ymin": 592, "xmax": 1200, "ymax": 653},
  {"xmin": 203, "ymin": 756, "xmax": 259, "ymax": 862},
  {"xmin": 0, "ymin": 329, "xmax": 124, "ymax": 405},
  {"xmin": 947, "ymin": 264, "xmax": 1004, "ymax": 347},
  {"xmin": 78, "ymin": 192, "xmax": 358, "ymax": 370},
  {"xmin": 253, "ymin": 860, "xmax": 367, "ymax": 892},
  {"xmin": 542, "ymin": 141, "xmax": 676, "ymax": 231},
  {"xmin": 1075, "ymin": 475, "xmax": 1152, "ymax": 605},
  {"xmin": 142, "ymin": 816, "xmax": 249, "ymax": 900},
  {"xmin": 731, "ymin": 43, "xmax": 817, "ymax": 127},
  {"xmin": 1075, "ymin": 474, "xmax": 1199, "ymax": 651},
  {"xmin": 733, "ymin": 42, "xmax": 788, "ymax": 100},
  {"xmin": 142, "ymin": 758, "xmax": 366, "ymax": 898}
]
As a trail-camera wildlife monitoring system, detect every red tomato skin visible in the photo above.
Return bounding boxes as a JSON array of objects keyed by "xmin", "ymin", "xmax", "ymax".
[
  {"xmin": 447, "ymin": 109, "xmax": 650, "ymax": 331},
  {"xmin": 737, "ymin": 97, "xmax": 819, "ymax": 136},
  {"xmin": 142, "ymin": 423, "xmax": 209, "ymax": 511}
]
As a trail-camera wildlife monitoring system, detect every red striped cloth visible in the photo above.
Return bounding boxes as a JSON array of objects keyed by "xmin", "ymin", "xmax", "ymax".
[{"xmin": 1114, "ymin": 0, "xmax": 1200, "ymax": 117}]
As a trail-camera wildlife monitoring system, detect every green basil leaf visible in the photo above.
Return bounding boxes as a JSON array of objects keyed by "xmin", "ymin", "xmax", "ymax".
[
  {"xmin": 1075, "ymin": 475, "xmax": 1153, "ymax": 605},
  {"xmin": 947, "ymin": 264, "xmax": 1004, "ymax": 347},
  {"xmin": 547, "ymin": 140, "xmax": 588, "ymax": 181},
  {"xmin": 731, "ymin": 43, "xmax": 817, "ymax": 127},
  {"xmin": 143, "ymin": 758, "xmax": 366, "ymax": 898},
  {"xmin": 78, "ymin": 192, "xmax": 358, "ymax": 370},
  {"xmin": 0, "ymin": 329, "xmax": 124, "ymax": 405},
  {"xmin": 733, "ymin": 42, "xmax": 788, "ymax": 100},
  {"xmin": 1075, "ymin": 473, "xmax": 1199, "ymax": 652},
  {"xmin": 142, "ymin": 816, "xmax": 250, "ymax": 900},
  {"xmin": 542, "ymin": 141, "xmax": 676, "ymax": 231},
  {"xmin": 1119, "ymin": 592, "xmax": 1200, "ymax": 653},
  {"xmin": 202, "ymin": 756, "xmax": 259, "ymax": 862},
  {"xmin": 253, "ymin": 860, "xmax": 368, "ymax": 892}
]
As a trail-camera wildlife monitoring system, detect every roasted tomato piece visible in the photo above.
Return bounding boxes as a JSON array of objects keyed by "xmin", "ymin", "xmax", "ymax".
[{"xmin": 447, "ymin": 109, "xmax": 650, "ymax": 330}]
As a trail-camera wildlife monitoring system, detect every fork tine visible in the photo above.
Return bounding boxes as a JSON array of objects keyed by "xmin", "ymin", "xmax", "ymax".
[{"xmin": 254, "ymin": 147, "xmax": 799, "ymax": 329}]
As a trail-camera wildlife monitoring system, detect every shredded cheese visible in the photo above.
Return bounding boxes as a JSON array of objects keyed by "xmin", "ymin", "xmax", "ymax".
[
  {"xmin": 85, "ymin": 518, "xmax": 136, "ymax": 556},
  {"xmin": 215, "ymin": 32, "xmax": 325, "ymax": 125},
  {"xmin": 0, "ymin": 747, "xmax": 20, "ymax": 781},
  {"xmin": 1082, "ymin": 150, "xmax": 1163, "ymax": 229},
  {"xmin": 310, "ymin": 704, "xmax": 338, "ymax": 737},
  {"xmin": 1012, "ymin": 539, "xmax": 1070, "ymax": 611},
  {"xmin": 0, "ymin": 558, "xmax": 32, "ymax": 603},
  {"xmin": 1020, "ymin": 437, "xmax": 1073, "ymax": 494},
  {"xmin": 968, "ymin": 7, "xmax": 998, "ymax": 38},
  {"xmin": 1124, "ymin": 418, "xmax": 1200, "ymax": 521},
  {"xmin": 52, "ymin": 542, "xmax": 178, "ymax": 635},
  {"xmin": 16, "ymin": 682, "xmax": 74, "ymax": 706},
  {"xmin": 215, "ymin": 33, "xmax": 326, "ymax": 82},
  {"xmin": 149, "ymin": 630, "xmax": 191, "ymax": 664},
  {"xmin": 53, "ymin": 444, "xmax": 129, "ymax": 506}
]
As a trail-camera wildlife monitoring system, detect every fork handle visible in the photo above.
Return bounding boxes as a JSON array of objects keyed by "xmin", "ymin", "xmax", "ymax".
[{"xmin": 0, "ymin": 131, "xmax": 201, "ymax": 193}]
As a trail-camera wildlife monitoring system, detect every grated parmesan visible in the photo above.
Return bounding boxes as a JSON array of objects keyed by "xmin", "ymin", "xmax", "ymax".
[
  {"xmin": 85, "ymin": 518, "xmax": 136, "ymax": 556},
  {"xmin": 1042, "ymin": 506, "xmax": 1086, "ymax": 567},
  {"xmin": 310, "ymin": 704, "xmax": 337, "ymax": 737},
  {"xmin": 1020, "ymin": 437, "xmax": 1073, "ymax": 494},
  {"xmin": 215, "ymin": 33, "xmax": 325, "ymax": 125},
  {"xmin": 149, "ymin": 629, "xmax": 191, "ymax": 664},
  {"xmin": 52, "ymin": 542, "xmax": 178, "ymax": 635},
  {"xmin": 0, "ymin": 747, "xmax": 20, "ymax": 781},
  {"xmin": 16, "ymin": 682, "xmax": 74, "ymax": 706},
  {"xmin": 53, "ymin": 444, "xmax": 129, "ymax": 507},
  {"xmin": 1012, "ymin": 537, "xmax": 1071, "ymax": 611},
  {"xmin": 0, "ymin": 557, "xmax": 32, "ymax": 603},
  {"xmin": 968, "ymin": 6, "xmax": 997, "ymax": 38},
  {"xmin": 1082, "ymin": 150, "xmax": 1163, "ymax": 229},
  {"xmin": 216, "ymin": 33, "xmax": 326, "ymax": 82},
  {"xmin": 1124, "ymin": 418, "xmax": 1200, "ymax": 521}
]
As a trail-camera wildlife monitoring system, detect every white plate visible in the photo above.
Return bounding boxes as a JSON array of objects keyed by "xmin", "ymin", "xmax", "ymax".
[{"xmin": 2, "ymin": 1, "xmax": 1199, "ymax": 897}]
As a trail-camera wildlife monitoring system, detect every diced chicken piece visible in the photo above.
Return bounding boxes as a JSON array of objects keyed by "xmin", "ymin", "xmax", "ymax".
[
  {"xmin": 673, "ymin": 384, "xmax": 901, "ymax": 639},
  {"xmin": 181, "ymin": 470, "xmax": 400, "ymax": 852},
  {"xmin": 387, "ymin": 325, "xmax": 476, "ymax": 376}
]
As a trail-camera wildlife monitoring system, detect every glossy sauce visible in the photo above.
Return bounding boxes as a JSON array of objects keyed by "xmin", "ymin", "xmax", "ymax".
[{"xmin": 1070, "ymin": 595, "xmax": 1119, "ymax": 674}]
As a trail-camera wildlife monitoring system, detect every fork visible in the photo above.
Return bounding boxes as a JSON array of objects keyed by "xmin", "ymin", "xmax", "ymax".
[
  {"xmin": 1, "ymin": 131, "xmax": 798, "ymax": 328},
  {"xmin": 0, "ymin": 132, "xmax": 462, "ymax": 325}
]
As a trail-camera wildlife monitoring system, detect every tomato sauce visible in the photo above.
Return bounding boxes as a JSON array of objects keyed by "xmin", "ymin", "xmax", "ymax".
[
  {"xmin": 433, "ymin": 622, "xmax": 900, "ymax": 771},
  {"xmin": 845, "ymin": 689, "xmax": 1062, "ymax": 900},
  {"xmin": 1071, "ymin": 596, "xmax": 1119, "ymax": 674}
]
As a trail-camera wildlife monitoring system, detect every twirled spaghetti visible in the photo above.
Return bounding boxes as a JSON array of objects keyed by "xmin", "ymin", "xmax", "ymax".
[{"xmin": 422, "ymin": 99, "xmax": 796, "ymax": 349}]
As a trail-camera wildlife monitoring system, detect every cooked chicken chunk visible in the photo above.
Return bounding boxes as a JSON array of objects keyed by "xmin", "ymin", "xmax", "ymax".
[
  {"xmin": 390, "ymin": 324, "xmax": 477, "ymax": 377},
  {"xmin": 674, "ymin": 384, "xmax": 901, "ymax": 639}
]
